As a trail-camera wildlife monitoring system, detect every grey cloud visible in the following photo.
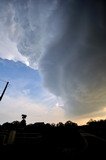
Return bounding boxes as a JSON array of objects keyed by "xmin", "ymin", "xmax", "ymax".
[
  {"xmin": 1, "ymin": 0, "xmax": 106, "ymax": 117},
  {"xmin": 39, "ymin": 0, "xmax": 106, "ymax": 116},
  {"xmin": 12, "ymin": 0, "xmax": 68, "ymax": 68}
]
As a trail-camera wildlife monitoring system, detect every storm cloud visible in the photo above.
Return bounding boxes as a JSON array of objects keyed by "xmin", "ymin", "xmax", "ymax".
[{"xmin": 0, "ymin": 0, "xmax": 106, "ymax": 117}]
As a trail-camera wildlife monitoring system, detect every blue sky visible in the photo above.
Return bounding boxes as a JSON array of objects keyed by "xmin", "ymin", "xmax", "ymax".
[
  {"xmin": 0, "ymin": 58, "xmax": 66, "ymax": 124},
  {"xmin": 0, "ymin": 0, "xmax": 68, "ymax": 125},
  {"xmin": 0, "ymin": 0, "xmax": 106, "ymax": 125}
]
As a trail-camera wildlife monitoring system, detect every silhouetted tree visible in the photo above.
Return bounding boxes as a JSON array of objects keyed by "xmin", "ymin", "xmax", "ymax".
[
  {"xmin": 22, "ymin": 114, "xmax": 27, "ymax": 120},
  {"xmin": 57, "ymin": 122, "xmax": 64, "ymax": 127},
  {"xmin": 19, "ymin": 114, "xmax": 27, "ymax": 128},
  {"xmin": 65, "ymin": 120, "xmax": 78, "ymax": 128}
]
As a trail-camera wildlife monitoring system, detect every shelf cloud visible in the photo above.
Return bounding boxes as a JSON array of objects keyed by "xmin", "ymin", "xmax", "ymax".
[{"xmin": 0, "ymin": 0, "xmax": 106, "ymax": 117}]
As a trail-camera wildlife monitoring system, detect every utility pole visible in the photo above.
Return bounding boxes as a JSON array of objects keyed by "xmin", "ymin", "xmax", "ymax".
[{"xmin": 0, "ymin": 81, "xmax": 9, "ymax": 101}]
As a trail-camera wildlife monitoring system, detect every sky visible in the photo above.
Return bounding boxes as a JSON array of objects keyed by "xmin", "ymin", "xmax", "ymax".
[{"xmin": 0, "ymin": 0, "xmax": 106, "ymax": 125}]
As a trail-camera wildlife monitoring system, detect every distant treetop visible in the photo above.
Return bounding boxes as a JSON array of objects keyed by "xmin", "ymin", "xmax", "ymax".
[{"xmin": 21, "ymin": 114, "xmax": 27, "ymax": 120}]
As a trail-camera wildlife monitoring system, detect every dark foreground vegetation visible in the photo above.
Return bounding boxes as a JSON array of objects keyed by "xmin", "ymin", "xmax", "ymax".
[{"xmin": 0, "ymin": 117, "xmax": 106, "ymax": 159}]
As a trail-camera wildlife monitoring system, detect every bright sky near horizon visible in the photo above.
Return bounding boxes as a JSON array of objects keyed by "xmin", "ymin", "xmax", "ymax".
[{"xmin": 0, "ymin": 0, "xmax": 106, "ymax": 125}]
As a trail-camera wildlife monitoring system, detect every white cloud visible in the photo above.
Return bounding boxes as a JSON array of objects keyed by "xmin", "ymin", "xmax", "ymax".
[
  {"xmin": 0, "ymin": 94, "xmax": 106, "ymax": 125},
  {"xmin": 0, "ymin": 95, "xmax": 66, "ymax": 125},
  {"xmin": 0, "ymin": 38, "xmax": 29, "ymax": 66},
  {"xmin": 0, "ymin": 1, "xmax": 29, "ymax": 66}
]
